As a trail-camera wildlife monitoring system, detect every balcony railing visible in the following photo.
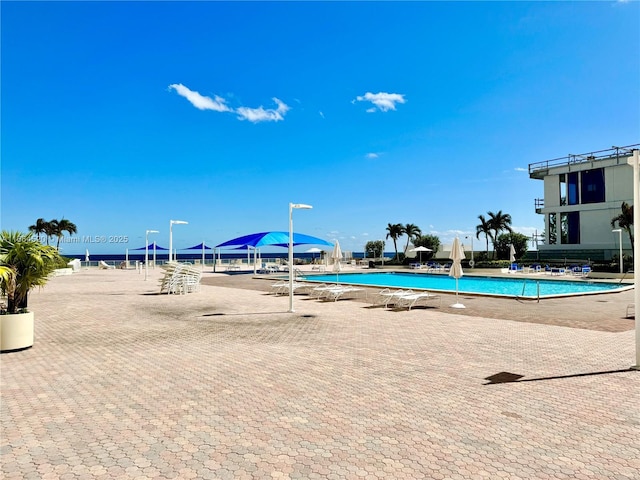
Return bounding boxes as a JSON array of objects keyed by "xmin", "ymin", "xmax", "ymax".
[
  {"xmin": 534, "ymin": 198, "xmax": 544, "ymax": 213},
  {"xmin": 529, "ymin": 143, "xmax": 640, "ymax": 175}
]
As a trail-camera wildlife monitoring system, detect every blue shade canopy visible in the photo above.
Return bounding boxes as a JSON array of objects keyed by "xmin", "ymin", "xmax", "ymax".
[
  {"xmin": 183, "ymin": 243, "xmax": 213, "ymax": 250},
  {"xmin": 216, "ymin": 231, "xmax": 333, "ymax": 248},
  {"xmin": 132, "ymin": 242, "xmax": 169, "ymax": 250}
]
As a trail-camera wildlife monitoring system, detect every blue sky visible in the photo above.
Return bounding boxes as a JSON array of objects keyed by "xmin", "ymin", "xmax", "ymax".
[{"xmin": 2, "ymin": 1, "xmax": 639, "ymax": 255}]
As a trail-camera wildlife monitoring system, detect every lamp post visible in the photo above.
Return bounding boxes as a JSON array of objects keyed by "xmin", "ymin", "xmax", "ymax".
[
  {"xmin": 145, "ymin": 230, "xmax": 159, "ymax": 280},
  {"xmin": 612, "ymin": 229, "xmax": 623, "ymax": 274},
  {"xmin": 288, "ymin": 203, "xmax": 313, "ymax": 313},
  {"xmin": 169, "ymin": 220, "xmax": 188, "ymax": 262},
  {"xmin": 627, "ymin": 149, "xmax": 639, "ymax": 370},
  {"xmin": 465, "ymin": 235, "xmax": 474, "ymax": 267}
]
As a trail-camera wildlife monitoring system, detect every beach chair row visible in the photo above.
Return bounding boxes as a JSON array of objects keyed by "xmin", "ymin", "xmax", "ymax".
[{"xmin": 159, "ymin": 262, "xmax": 202, "ymax": 294}]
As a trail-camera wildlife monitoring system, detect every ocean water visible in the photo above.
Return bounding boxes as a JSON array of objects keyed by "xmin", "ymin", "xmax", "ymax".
[{"xmin": 66, "ymin": 251, "xmax": 394, "ymax": 262}]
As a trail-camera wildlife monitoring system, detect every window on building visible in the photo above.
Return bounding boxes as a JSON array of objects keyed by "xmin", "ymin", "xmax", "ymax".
[
  {"xmin": 559, "ymin": 175, "xmax": 567, "ymax": 206},
  {"xmin": 581, "ymin": 168, "xmax": 605, "ymax": 204},
  {"xmin": 560, "ymin": 212, "xmax": 580, "ymax": 244},
  {"xmin": 548, "ymin": 213, "xmax": 557, "ymax": 245},
  {"xmin": 567, "ymin": 172, "xmax": 579, "ymax": 205}
]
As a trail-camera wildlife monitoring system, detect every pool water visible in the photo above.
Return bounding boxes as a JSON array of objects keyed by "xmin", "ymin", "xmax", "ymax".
[{"xmin": 303, "ymin": 272, "xmax": 629, "ymax": 299}]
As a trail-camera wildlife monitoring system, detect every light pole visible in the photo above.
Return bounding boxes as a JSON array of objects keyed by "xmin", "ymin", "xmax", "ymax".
[
  {"xmin": 465, "ymin": 235, "xmax": 474, "ymax": 267},
  {"xmin": 627, "ymin": 148, "xmax": 639, "ymax": 370},
  {"xmin": 145, "ymin": 230, "xmax": 159, "ymax": 280},
  {"xmin": 612, "ymin": 229, "xmax": 623, "ymax": 274},
  {"xmin": 169, "ymin": 220, "xmax": 188, "ymax": 262},
  {"xmin": 289, "ymin": 203, "xmax": 312, "ymax": 312}
]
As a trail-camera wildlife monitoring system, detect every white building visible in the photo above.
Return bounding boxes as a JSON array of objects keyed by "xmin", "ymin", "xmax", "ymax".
[{"xmin": 529, "ymin": 144, "xmax": 639, "ymax": 261}]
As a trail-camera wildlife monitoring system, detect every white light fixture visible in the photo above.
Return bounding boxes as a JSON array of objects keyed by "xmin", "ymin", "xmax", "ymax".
[
  {"xmin": 169, "ymin": 220, "xmax": 188, "ymax": 262},
  {"xmin": 465, "ymin": 235, "xmax": 474, "ymax": 268},
  {"xmin": 145, "ymin": 230, "xmax": 159, "ymax": 280},
  {"xmin": 289, "ymin": 203, "xmax": 313, "ymax": 313},
  {"xmin": 612, "ymin": 229, "xmax": 623, "ymax": 275}
]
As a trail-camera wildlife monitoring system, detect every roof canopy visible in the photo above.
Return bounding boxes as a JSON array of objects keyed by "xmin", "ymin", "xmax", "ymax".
[
  {"xmin": 132, "ymin": 242, "xmax": 168, "ymax": 250},
  {"xmin": 182, "ymin": 243, "xmax": 213, "ymax": 250},
  {"xmin": 216, "ymin": 231, "xmax": 333, "ymax": 249}
]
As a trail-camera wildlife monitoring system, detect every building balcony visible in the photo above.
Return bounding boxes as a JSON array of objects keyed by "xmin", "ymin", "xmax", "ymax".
[{"xmin": 534, "ymin": 198, "xmax": 544, "ymax": 214}]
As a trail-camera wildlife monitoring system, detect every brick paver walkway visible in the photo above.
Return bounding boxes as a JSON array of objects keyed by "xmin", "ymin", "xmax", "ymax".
[{"xmin": 1, "ymin": 268, "xmax": 638, "ymax": 479}]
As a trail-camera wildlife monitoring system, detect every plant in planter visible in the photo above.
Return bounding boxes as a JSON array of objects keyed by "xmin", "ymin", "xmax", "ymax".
[{"xmin": 0, "ymin": 231, "xmax": 61, "ymax": 352}]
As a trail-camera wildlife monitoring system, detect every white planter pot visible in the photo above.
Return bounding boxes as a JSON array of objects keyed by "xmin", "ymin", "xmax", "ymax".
[{"xmin": 0, "ymin": 311, "xmax": 35, "ymax": 352}]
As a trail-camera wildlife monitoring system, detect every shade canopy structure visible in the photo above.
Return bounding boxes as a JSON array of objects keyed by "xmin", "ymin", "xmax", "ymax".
[
  {"xmin": 132, "ymin": 242, "xmax": 169, "ymax": 251},
  {"xmin": 216, "ymin": 231, "xmax": 333, "ymax": 249},
  {"xmin": 183, "ymin": 243, "xmax": 213, "ymax": 251},
  {"xmin": 449, "ymin": 237, "xmax": 465, "ymax": 309},
  {"xmin": 410, "ymin": 245, "xmax": 432, "ymax": 263},
  {"xmin": 183, "ymin": 243, "xmax": 214, "ymax": 269}
]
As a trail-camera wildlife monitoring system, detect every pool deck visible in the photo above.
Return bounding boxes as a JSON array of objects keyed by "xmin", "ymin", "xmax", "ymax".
[{"xmin": 1, "ymin": 266, "xmax": 638, "ymax": 479}]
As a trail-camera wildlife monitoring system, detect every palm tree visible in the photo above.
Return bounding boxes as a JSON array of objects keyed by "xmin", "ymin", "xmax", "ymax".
[
  {"xmin": 43, "ymin": 219, "xmax": 58, "ymax": 246},
  {"xmin": 402, "ymin": 223, "xmax": 422, "ymax": 254},
  {"xmin": 611, "ymin": 201, "xmax": 634, "ymax": 250},
  {"xmin": 487, "ymin": 210, "xmax": 512, "ymax": 258},
  {"xmin": 28, "ymin": 218, "xmax": 48, "ymax": 243},
  {"xmin": 476, "ymin": 214, "xmax": 492, "ymax": 256},
  {"xmin": 0, "ymin": 231, "xmax": 61, "ymax": 312},
  {"xmin": 55, "ymin": 218, "xmax": 78, "ymax": 249},
  {"xmin": 385, "ymin": 223, "xmax": 404, "ymax": 261}
]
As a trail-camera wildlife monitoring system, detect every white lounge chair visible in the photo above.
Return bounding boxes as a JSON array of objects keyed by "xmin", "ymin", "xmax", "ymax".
[
  {"xmin": 99, "ymin": 260, "xmax": 115, "ymax": 270},
  {"xmin": 395, "ymin": 292, "xmax": 441, "ymax": 310},
  {"xmin": 320, "ymin": 286, "xmax": 364, "ymax": 302}
]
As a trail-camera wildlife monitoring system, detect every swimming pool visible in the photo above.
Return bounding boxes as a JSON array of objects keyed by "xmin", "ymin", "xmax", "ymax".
[{"xmin": 301, "ymin": 272, "xmax": 630, "ymax": 299}]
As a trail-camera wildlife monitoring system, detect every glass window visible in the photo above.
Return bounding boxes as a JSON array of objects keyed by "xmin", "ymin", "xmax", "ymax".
[
  {"xmin": 561, "ymin": 212, "xmax": 580, "ymax": 244},
  {"xmin": 567, "ymin": 172, "xmax": 579, "ymax": 205},
  {"xmin": 559, "ymin": 174, "xmax": 567, "ymax": 206},
  {"xmin": 548, "ymin": 213, "xmax": 557, "ymax": 245},
  {"xmin": 581, "ymin": 168, "xmax": 605, "ymax": 204}
]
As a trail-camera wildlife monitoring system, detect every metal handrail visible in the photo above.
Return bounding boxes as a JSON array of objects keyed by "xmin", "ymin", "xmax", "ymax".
[{"xmin": 529, "ymin": 143, "xmax": 640, "ymax": 175}]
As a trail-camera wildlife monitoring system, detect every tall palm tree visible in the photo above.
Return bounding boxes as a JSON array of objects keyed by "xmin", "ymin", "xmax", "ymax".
[
  {"xmin": 43, "ymin": 219, "xmax": 58, "ymax": 246},
  {"xmin": 475, "ymin": 214, "xmax": 492, "ymax": 256},
  {"xmin": 487, "ymin": 210, "xmax": 512, "ymax": 259},
  {"xmin": 55, "ymin": 218, "xmax": 78, "ymax": 249},
  {"xmin": 28, "ymin": 218, "xmax": 48, "ymax": 243},
  {"xmin": 402, "ymin": 223, "xmax": 422, "ymax": 254},
  {"xmin": 611, "ymin": 201, "xmax": 634, "ymax": 250},
  {"xmin": 385, "ymin": 223, "xmax": 404, "ymax": 261}
]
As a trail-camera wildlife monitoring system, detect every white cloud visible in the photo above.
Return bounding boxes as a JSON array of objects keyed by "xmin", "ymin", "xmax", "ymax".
[
  {"xmin": 169, "ymin": 84, "xmax": 290, "ymax": 123},
  {"xmin": 168, "ymin": 83, "xmax": 231, "ymax": 112},
  {"xmin": 355, "ymin": 92, "xmax": 406, "ymax": 112},
  {"xmin": 514, "ymin": 167, "xmax": 528, "ymax": 172},
  {"xmin": 319, "ymin": 111, "xmax": 325, "ymax": 119},
  {"xmin": 366, "ymin": 152, "xmax": 379, "ymax": 159},
  {"xmin": 236, "ymin": 97, "xmax": 290, "ymax": 123}
]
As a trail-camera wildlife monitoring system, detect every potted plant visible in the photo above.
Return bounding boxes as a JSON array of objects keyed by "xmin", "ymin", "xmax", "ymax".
[{"xmin": 0, "ymin": 231, "xmax": 61, "ymax": 352}]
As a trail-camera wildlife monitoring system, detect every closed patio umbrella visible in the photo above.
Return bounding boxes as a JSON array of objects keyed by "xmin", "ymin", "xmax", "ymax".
[
  {"xmin": 509, "ymin": 244, "xmax": 516, "ymax": 263},
  {"xmin": 449, "ymin": 237, "xmax": 465, "ymax": 309},
  {"xmin": 331, "ymin": 240, "xmax": 342, "ymax": 282}
]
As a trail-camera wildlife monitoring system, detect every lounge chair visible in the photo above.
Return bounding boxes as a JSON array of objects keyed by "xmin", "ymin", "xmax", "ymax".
[
  {"xmin": 99, "ymin": 260, "xmax": 115, "ymax": 270},
  {"xmin": 627, "ymin": 304, "xmax": 635, "ymax": 318},
  {"xmin": 320, "ymin": 286, "xmax": 364, "ymax": 302},
  {"xmin": 374, "ymin": 289, "xmax": 413, "ymax": 308},
  {"xmin": 159, "ymin": 262, "xmax": 202, "ymax": 294},
  {"xmin": 395, "ymin": 292, "xmax": 441, "ymax": 310}
]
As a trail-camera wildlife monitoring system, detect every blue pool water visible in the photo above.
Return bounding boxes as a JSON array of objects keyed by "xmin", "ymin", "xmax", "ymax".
[{"xmin": 303, "ymin": 272, "xmax": 629, "ymax": 298}]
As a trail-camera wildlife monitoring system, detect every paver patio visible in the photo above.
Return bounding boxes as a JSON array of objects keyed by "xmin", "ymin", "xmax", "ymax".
[{"xmin": 1, "ymin": 268, "xmax": 638, "ymax": 479}]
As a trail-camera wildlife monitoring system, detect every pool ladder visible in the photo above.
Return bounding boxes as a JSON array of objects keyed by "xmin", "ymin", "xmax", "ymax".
[{"xmin": 517, "ymin": 278, "xmax": 540, "ymax": 303}]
